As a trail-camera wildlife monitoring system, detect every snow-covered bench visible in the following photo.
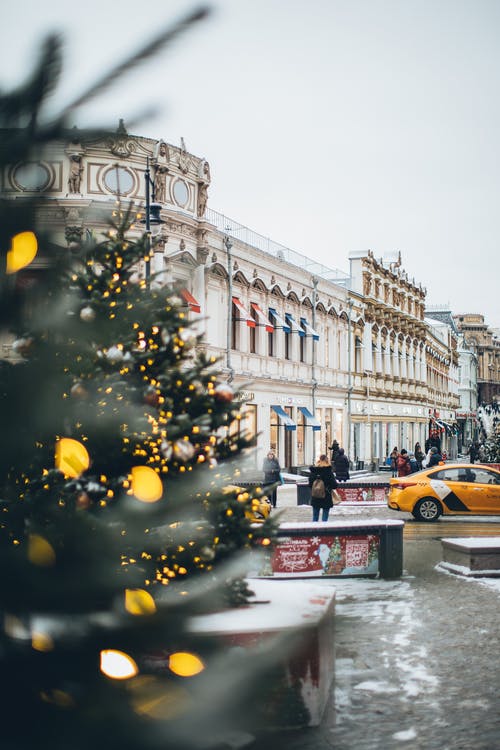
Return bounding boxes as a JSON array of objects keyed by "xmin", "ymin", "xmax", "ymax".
[{"xmin": 440, "ymin": 537, "xmax": 500, "ymax": 577}]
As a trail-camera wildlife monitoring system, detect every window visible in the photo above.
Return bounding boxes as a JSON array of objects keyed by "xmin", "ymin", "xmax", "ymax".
[
  {"xmin": 284, "ymin": 328, "xmax": 290, "ymax": 360},
  {"xmin": 299, "ymin": 331, "xmax": 305, "ymax": 362},
  {"xmin": 249, "ymin": 305, "xmax": 257, "ymax": 353},
  {"xmin": 231, "ymin": 301, "xmax": 238, "ymax": 350},
  {"xmin": 268, "ymin": 327, "xmax": 275, "ymax": 357}
]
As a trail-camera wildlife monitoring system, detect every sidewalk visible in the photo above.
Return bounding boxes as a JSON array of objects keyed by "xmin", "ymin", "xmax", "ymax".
[{"xmin": 253, "ymin": 500, "xmax": 500, "ymax": 749}]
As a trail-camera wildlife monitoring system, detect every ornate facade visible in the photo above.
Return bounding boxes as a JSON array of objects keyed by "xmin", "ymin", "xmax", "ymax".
[{"xmin": 2, "ymin": 125, "xmax": 462, "ymax": 469}]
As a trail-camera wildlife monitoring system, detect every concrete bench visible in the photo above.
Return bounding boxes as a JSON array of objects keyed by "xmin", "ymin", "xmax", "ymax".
[
  {"xmin": 440, "ymin": 537, "xmax": 500, "ymax": 577},
  {"xmin": 188, "ymin": 579, "xmax": 336, "ymax": 729}
]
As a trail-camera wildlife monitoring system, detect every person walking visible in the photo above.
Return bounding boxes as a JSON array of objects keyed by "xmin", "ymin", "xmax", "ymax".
[
  {"xmin": 333, "ymin": 447, "xmax": 350, "ymax": 482},
  {"xmin": 389, "ymin": 447, "xmax": 399, "ymax": 477},
  {"xmin": 414, "ymin": 442, "xmax": 425, "ymax": 470},
  {"xmin": 262, "ymin": 450, "xmax": 281, "ymax": 508},
  {"xmin": 329, "ymin": 438, "xmax": 340, "ymax": 463},
  {"xmin": 308, "ymin": 454, "xmax": 338, "ymax": 522},
  {"xmin": 396, "ymin": 449, "xmax": 412, "ymax": 477},
  {"xmin": 468, "ymin": 442, "xmax": 478, "ymax": 464}
]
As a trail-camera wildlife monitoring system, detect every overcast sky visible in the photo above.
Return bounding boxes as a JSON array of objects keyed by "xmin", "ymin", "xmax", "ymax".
[{"xmin": 2, "ymin": 0, "xmax": 499, "ymax": 327}]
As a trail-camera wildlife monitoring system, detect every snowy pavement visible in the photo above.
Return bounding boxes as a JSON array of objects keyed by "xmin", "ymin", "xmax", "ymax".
[{"xmin": 253, "ymin": 504, "xmax": 500, "ymax": 750}]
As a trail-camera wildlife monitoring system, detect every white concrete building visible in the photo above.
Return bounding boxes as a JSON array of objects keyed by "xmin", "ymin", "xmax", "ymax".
[{"xmin": 2, "ymin": 126, "xmax": 461, "ymax": 471}]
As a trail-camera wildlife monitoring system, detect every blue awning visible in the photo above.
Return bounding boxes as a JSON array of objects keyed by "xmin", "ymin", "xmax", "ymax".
[
  {"xmin": 268, "ymin": 307, "xmax": 291, "ymax": 333},
  {"xmin": 298, "ymin": 406, "xmax": 321, "ymax": 430},
  {"xmin": 285, "ymin": 313, "xmax": 305, "ymax": 336},
  {"xmin": 271, "ymin": 405, "xmax": 296, "ymax": 431},
  {"xmin": 300, "ymin": 317, "xmax": 319, "ymax": 341}
]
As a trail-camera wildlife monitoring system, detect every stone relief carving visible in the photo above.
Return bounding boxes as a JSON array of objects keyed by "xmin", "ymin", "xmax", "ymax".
[
  {"xmin": 197, "ymin": 184, "xmax": 208, "ymax": 218},
  {"xmin": 178, "ymin": 137, "xmax": 189, "ymax": 174},
  {"xmin": 67, "ymin": 153, "xmax": 84, "ymax": 194},
  {"xmin": 154, "ymin": 165, "xmax": 168, "ymax": 203},
  {"xmin": 108, "ymin": 119, "xmax": 136, "ymax": 158},
  {"xmin": 197, "ymin": 247, "xmax": 209, "ymax": 265},
  {"xmin": 197, "ymin": 158, "xmax": 211, "ymax": 184},
  {"xmin": 362, "ymin": 272, "xmax": 372, "ymax": 297}
]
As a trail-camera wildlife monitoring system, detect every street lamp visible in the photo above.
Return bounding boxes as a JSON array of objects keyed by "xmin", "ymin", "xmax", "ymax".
[
  {"xmin": 224, "ymin": 233, "xmax": 234, "ymax": 383},
  {"xmin": 141, "ymin": 157, "xmax": 165, "ymax": 286}
]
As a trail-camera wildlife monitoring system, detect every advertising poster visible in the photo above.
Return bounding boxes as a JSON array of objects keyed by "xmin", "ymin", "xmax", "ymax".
[
  {"xmin": 337, "ymin": 486, "xmax": 387, "ymax": 503},
  {"xmin": 270, "ymin": 533, "xmax": 380, "ymax": 577}
]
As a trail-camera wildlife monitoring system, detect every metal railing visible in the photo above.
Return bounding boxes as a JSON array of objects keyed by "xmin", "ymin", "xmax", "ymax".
[{"xmin": 205, "ymin": 207, "xmax": 350, "ymax": 285}]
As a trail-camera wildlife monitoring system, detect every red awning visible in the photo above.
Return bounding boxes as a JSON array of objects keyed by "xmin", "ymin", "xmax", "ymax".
[
  {"xmin": 232, "ymin": 296, "xmax": 256, "ymax": 327},
  {"xmin": 179, "ymin": 288, "xmax": 201, "ymax": 313},
  {"xmin": 250, "ymin": 302, "xmax": 273, "ymax": 332}
]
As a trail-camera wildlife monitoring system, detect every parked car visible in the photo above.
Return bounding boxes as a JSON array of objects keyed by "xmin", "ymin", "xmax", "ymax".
[
  {"xmin": 224, "ymin": 484, "xmax": 272, "ymax": 523},
  {"xmin": 387, "ymin": 463, "xmax": 500, "ymax": 522}
]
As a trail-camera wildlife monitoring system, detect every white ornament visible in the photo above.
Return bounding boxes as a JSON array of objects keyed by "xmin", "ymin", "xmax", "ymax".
[
  {"xmin": 173, "ymin": 440, "xmax": 195, "ymax": 462},
  {"xmin": 80, "ymin": 306, "xmax": 96, "ymax": 322},
  {"xmin": 105, "ymin": 345, "xmax": 124, "ymax": 363}
]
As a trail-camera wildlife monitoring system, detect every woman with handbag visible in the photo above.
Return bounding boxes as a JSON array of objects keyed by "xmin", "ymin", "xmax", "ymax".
[{"xmin": 308, "ymin": 454, "xmax": 339, "ymax": 522}]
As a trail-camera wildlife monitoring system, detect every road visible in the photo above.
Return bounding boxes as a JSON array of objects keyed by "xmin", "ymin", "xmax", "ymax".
[{"xmin": 251, "ymin": 503, "xmax": 500, "ymax": 750}]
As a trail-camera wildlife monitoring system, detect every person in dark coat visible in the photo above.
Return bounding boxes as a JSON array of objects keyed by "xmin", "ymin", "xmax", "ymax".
[
  {"xmin": 262, "ymin": 450, "xmax": 281, "ymax": 508},
  {"xmin": 414, "ymin": 442, "xmax": 425, "ymax": 470},
  {"xmin": 329, "ymin": 439, "xmax": 340, "ymax": 463},
  {"xmin": 333, "ymin": 447, "xmax": 350, "ymax": 482},
  {"xmin": 308, "ymin": 454, "xmax": 338, "ymax": 522},
  {"xmin": 427, "ymin": 446, "xmax": 442, "ymax": 468}
]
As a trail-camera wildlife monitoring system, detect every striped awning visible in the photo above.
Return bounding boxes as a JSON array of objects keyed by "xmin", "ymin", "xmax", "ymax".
[
  {"xmin": 271, "ymin": 405, "xmax": 296, "ymax": 430},
  {"xmin": 285, "ymin": 313, "xmax": 305, "ymax": 337},
  {"xmin": 179, "ymin": 288, "xmax": 201, "ymax": 313},
  {"xmin": 250, "ymin": 302, "xmax": 273, "ymax": 332},
  {"xmin": 268, "ymin": 307, "xmax": 291, "ymax": 333},
  {"xmin": 232, "ymin": 296, "xmax": 256, "ymax": 327},
  {"xmin": 300, "ymin": 317, "xmax": 319, "ymax": 341},
  {"xmin": 298, "ymin": 406, "xmax": 321, "ymax": 430}
]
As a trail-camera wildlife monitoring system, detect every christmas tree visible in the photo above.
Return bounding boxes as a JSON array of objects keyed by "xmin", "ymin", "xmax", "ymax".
[{"xmin": 0, "ymin": 21, "xmax": 284, "ymax": 750}]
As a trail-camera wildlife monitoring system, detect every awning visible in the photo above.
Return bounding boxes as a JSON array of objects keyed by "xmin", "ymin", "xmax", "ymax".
[
  {"xmin": 250, "ymin": 302, "xmax": 273, "ymax": 332},
  {"xmin": 179, "ymin": 288, "xmax": 201, "ymax": 313},
  {"xmin": 271, "ymin": 405, "xmax": 296, "ymax": 431},
  {"xmin": 232, "ymin": 296, "xmax": 256, "ymax": 327},
  {"xmin": 268, "ymin": 307, "xmax": 291, "ymax": 333},
  {"xmin": 285, "ymin": 313, "xmax": 305, "ymax": 336},
  {"xmin": 298, "ymin": 406, "xmax": 321, "ymax": 430},
  {"xmin": 300, "ymin": 317, "xmax": 319, "ymax": 341}
]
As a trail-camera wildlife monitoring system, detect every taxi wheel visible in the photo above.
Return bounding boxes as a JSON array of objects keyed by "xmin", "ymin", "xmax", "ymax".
[{"xmin": 413, "ymin": 497, "xmax": 442, "ymax": 522}]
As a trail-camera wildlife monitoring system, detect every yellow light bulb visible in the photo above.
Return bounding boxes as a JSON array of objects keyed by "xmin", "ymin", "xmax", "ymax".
[
  {"xmin": 6, "ymin": 231, "xmax": 38, "ymax": 274},
  {"xmin": 168, "ymin": 652, "xmax": 205, "ymax": 677},
  {"xmin": 100, "ymin": 649, "xmax": 138, "ymax": 679},
  {"xmin": 55, "ymin": 438, "xmax": 90, "ymax": 478},
  {"xmin": 131, "ymin": 466, "xmax": 163, "ymax": 503}
]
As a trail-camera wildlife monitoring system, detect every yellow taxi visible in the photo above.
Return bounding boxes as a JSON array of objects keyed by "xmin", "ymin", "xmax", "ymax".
[
  {"xmin": 387, "ymin": 463, "xmax": 500, "ymax": 522},
  {"xmin": 223, "ymin": 484, "xmax": 272, "ymax": 523}
]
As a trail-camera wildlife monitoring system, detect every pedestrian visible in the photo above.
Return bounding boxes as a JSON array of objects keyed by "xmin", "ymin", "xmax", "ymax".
[
  {"xmin": 408, "ymin": 452, "xmax": 418, "ymax": 473},
  {"xmin": 427, "ymin": 446, "xmax": 442, "ymax": 468},
  {"xmin": 389, "ymin": 447, "xmax": 399, "ymax": 477},
  {"xmin": 333, "ymin": 447, "xmax": 350, "ymax": 482},
  {"xmin": 468, "ymin": 442, "xmax": 478, "ymax": 464},
  {"xmin": 308, "ymin": 454, "xmax": 338, "ymax": 522},
  {"xmin": 396, "ymin": 449, "xmax": 412, "ymax": 477},
  {"xmin": 329, "ymin": 438, "xmax": 340, "ymax": 463},
  {"xmin": 414, "ymin": 442, "xmax": 425, "ymax": 470},
  {"xmin": 262, "ymin": 450, "xmax": 281, "ymax": 508}
]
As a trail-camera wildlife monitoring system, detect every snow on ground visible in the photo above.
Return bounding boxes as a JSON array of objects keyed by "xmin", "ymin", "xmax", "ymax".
[{"xmin": 314, "ymin": 576, "xmax": 440, "ymax": 738}]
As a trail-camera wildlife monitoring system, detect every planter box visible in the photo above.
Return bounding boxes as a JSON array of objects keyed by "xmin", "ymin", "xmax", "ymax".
[
  {"xmin": 295, "ymin": 481, "xmax": 389, "ymax": 505},
  {"xmin": 440, "ymin": 537, "xmax": 500, "ymax": 577},
  {"xmin": 189, "ymin": 579, "xmax": 336, "ymax": 729},
  {"xmin": 256, "ymin": 520, "xmax": 404, "ymax": 579}
]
